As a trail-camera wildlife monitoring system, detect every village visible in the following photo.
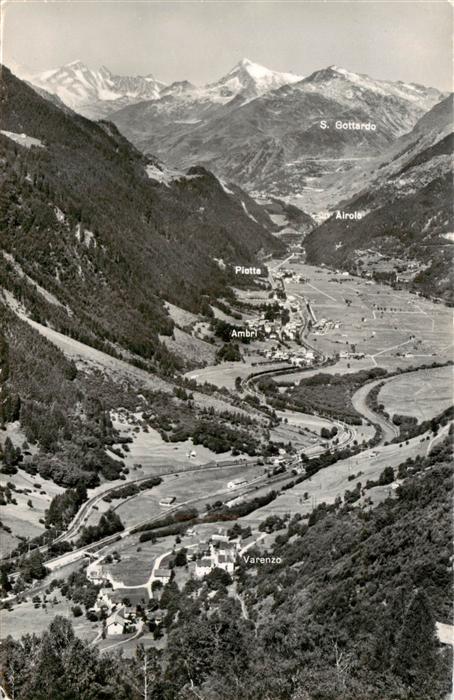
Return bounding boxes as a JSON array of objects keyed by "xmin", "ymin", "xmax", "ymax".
[
  {"xmin": 241, "ymin": 265, "xmax": 321, "ymax": 366},
  {"xmin": 84, "ymin": 525, "xmax": 268, "ymax": 641}
]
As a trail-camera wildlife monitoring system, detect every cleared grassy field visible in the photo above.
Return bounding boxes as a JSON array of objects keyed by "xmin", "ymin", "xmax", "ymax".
[
  {"xmin": 111, "ymin": 416, "xmax": 230, "ymax": 468},
  {"xmin": 160, "ymin": 327, "xmax": 216, "ymax": 366},
  {"xmin": 184, "ymin": 360, "xmax": 280, "ymax": 391},
  {"xmin": 104, "ymin": 536, "xmax": 172, "ymax": 587},
  {"xmin": 1, "ymin": 467, "xmax": 65, "ymax": 554},
  {"xmin": 378, "ymin": 366, "xmax": 454, "ymax": 421},
  {"xmin": 2, "ymin": 593, "xmax": 98, "ymax": 641}
]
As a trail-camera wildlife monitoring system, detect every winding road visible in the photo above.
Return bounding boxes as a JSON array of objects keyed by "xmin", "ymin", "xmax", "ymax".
[{"xmin": 351, "ymin": 378, "xmax": 400, "ymax": 444}]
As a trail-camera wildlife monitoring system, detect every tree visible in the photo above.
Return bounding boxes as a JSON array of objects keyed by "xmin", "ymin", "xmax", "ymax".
[
  {"xmin": 379, "ymin": 466, "xmax": 394, "ymax": 486},
  {"xmin": 174, "ymin": 548, "xmax": 188, "ymax": 567},
  {"xmin": 1, "ymin": 437, "xmax": 21, "ymax": 474},
  {"xmin": 124, "ymin": 645, "xmax": 160, "ymax": 700},
  {"xmin": 20, "ymin": 549, "xmax": 48, "ymax": 582},
  {"xmin": 205, "ymin": 567, "xmax": 232, "ymax": 590},
  {"xmin": 392, "ymin": 589, "xmax": 439, "ymax": 693},
  {"xmin": 0, "ymin": 566, "xmax": 11, "ymax": 593}
]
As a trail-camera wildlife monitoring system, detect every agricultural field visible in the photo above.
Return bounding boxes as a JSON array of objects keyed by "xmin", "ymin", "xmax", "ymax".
[
  {"xmin": 285, "ymin": 263, "xmax": 453, "ymax": 370},
  {"xmin": 1, "ymin": 592, "xmax": 98, "ymax": 642},
  {"xmin": 378, "ymin": 366, "xmax": 454, "ymax": 422},
  {"xmin": 102, "ymin": 536, "xmax": 175, "ymax": 587},
  {"xmin": 185, "ymin": 359, "xmax": 281, "ymax": 391}
]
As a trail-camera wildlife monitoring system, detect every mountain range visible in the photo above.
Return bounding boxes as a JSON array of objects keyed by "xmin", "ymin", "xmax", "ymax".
[
  {"xmin": 108, "ymin": 64, "xmax": 444, "ymax": 205},
  {"xmin": 23, "ymin": 59, "xmax": 445, "ymax": 217},
  {"xmin": 22, "ymin": 58, "xmax": 303, "ymax": 120},
  {"xmin": 5, "ymin": 58, "xmax": 453, "ymax": 301}
]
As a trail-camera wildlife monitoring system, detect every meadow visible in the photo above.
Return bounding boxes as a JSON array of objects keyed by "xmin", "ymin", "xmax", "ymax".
[
  {"xmin": 240, "ymin": 425, "xmax": 446, "ymax": 529},
  {"xmin": 111, "ymin": 462, "xmax": 265, "ymax": 530},
  {"xmin": 378, "ymin": 366, "xmax": 454, "ymax": 422}
]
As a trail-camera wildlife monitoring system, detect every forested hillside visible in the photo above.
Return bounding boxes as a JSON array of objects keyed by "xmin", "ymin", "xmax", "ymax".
[{"xmin": 0, "ymin": 66, "xmax": 283, "ymax": 370}]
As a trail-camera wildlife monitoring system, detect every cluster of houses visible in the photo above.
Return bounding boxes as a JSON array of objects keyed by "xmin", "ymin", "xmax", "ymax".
[
  {"xmin": 84, "ymin": 530, "xmax": 264, "ymax": 637},
  {"xmin": 262, "ymin": 346, "xmax": 315, "ymax": 365},
  {"xmin": 193, "ymin": 532, "xmax": 258, "ymax": 578},
  {"xmin": 272, "ymin": 268, "xmax": 304, "ymax": 283},
  {"xmin": 83, "ymin": 585, "xmax": 141, "ymax": 637},
  {"xmin": 245, "ymin": 315, "xmax": 304, "ymax": 342},
  {"xmin": 194, "ymin": 536, "xmax": 236, "ymax": 578}
]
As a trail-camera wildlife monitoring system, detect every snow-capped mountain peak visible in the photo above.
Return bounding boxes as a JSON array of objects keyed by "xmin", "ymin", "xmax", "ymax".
[
  {"xmin": 295, "ymin": 64, "xmax": 443, "ymax": 120},
  {"xmin": 212, "ymin": 58, "xmax": 303, "ymax": 102},
  {"xmin": 142, "ymin": 59, "xmax": 304, "ymax": 110},
  {"xmin": 23, "ymin": 61, "xmax": 168, "ymax": 119}
]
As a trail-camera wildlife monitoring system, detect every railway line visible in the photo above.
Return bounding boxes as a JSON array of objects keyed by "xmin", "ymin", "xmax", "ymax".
[
  {"xmin": 5, "ymin": 465, "xmax": 294, "ymax": 596},
  {"xmin": 1, "ymin": 457, "xmax": 260, "ymax": 567}
]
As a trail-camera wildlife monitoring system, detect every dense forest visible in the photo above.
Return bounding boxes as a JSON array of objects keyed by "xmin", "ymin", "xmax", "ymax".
[{"xmin": 2, "ymin": 440, "xmax": 452, "ymax": 699}]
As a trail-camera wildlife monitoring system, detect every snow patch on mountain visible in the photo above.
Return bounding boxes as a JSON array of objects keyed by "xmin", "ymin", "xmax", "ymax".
[
  {"xmin": 209, "ymin": 58, "xmax": 303, "ymax": 104},
  {"xmin": 219, "ymin": 179, "xmax": 235, "ymax": 195},
  {"xmin": 1, "ymin": 130, "xmax": 45, "ymax": 148},
  {"xmin": 297, "ymin": 66, "xmax": 442, "ymax": 115},
  {"xmin": 241, "ymin": 201, "xmax": 258, "ymax": 223}
]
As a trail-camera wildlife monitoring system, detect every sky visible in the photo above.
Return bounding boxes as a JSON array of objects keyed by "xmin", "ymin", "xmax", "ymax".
[{"xmin": 2, "ymin": 1, "xmax": 452, "ymax": 90}]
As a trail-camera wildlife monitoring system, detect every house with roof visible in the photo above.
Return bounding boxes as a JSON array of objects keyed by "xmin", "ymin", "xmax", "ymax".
[
  {"xmin": 212, "ymin": 533, "xmax": 230, "ymax": 543},
  {"xmin": 106, "ymin": 620, "xmax": 124, "ymax": 637},
  {"xmin": 195, "ymin": 557, "xmax": 213, "ymax": 578},
  {"xmin": 92, "ymin": 588, "xmax": 114, "ymax": 615},
  {"xmin": 214, "ymin": 553, "xmax": 234, "ymax": 574},
  {"xmin": 154, "ymin": 568, "xmax": 172, "ymax": 583}
]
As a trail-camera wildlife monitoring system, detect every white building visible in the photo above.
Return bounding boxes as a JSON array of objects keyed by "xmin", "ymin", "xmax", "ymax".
[
  {"xmin": 159, "ymin": 496, "xmax": 176, "ymax": 506},
  {"xmin": 106, "ymin": 620, "xmax": 124, "ymax": 636},
  {"xmin": 195, "ymin": 558, "xmax": 213, "ymax": 578},
  {"xmin": 227, "ymin": 478, "xmax": 247, "ymax": 490},
  {"xmin": 214, "ymin": 553, "xmax": 234, "ymax": 574}
]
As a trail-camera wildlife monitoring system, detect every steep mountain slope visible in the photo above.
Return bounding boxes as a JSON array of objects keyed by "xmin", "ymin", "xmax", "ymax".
[
  {"xmin": 0, "ymin": 66, "xmax": 284, "ymax": 371},
  {"xmin": 304, "ymin": 95, "xmax": 454, "ymax": 301},
  {"xmin": 23, "ymin": 60, "xmax": 167, "ymax": 119},
  {"xmin": 110, "ymin": 65, "xmax": 443, "ymax": 206}
]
